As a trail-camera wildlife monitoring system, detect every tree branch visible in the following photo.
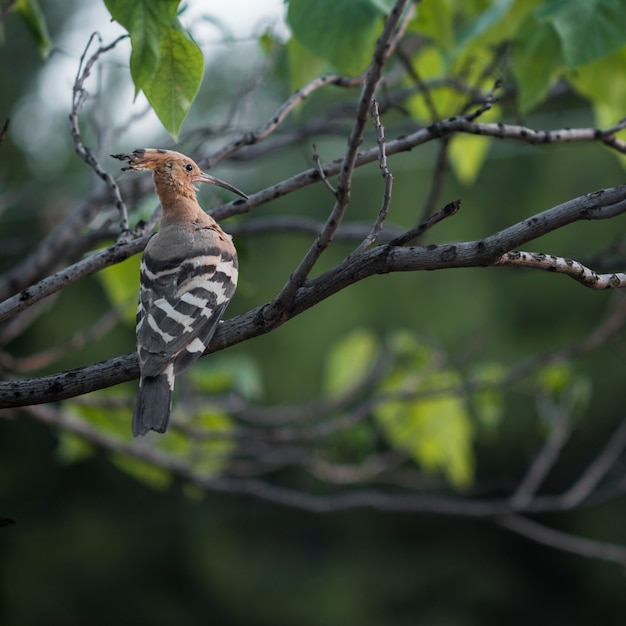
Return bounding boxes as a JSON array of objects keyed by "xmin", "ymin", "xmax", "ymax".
[
  {"xmin": 265, "ymin": 0, "xmax": 413, "ymax": 318},
  {"xmin": 3, "ymin": 184, "xmax": 626, "ymax": 406},
  {"xmin": 70, "ymin": 32, "xmax": 131, "ymax": 237},
  {"xmin": 497, "ymin": 514, "xmax": 626, "ymax": 568}
]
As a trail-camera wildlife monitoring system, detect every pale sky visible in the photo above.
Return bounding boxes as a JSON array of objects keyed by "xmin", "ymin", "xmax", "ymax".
[{"xmin": 11, "ymin": 1, "xmax": 289, "ymax": 176}]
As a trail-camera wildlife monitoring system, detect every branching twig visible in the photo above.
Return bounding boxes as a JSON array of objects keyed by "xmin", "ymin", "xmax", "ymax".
[
  {"xmin": 349, "ymin": 99, "xmax": 394, "ymax": 257},
  {"xmin": 202, "ymin": 74, "xmax": 365, "ymax": 168},
  {"xmin": 70, "ymin": 32, "xmax": 131, "ymax": 238},
  {"xmin": 265, "ymin": 0, "xmax": 414, "ymax": 319},
  {"xmin": 388, "ymin": 199, "xmax": 461, "ymax": 246},
  {"xmin": 5, "ymin": 184, "xmax": 626, "ymax": 405},
  {"xmin": 312, "ymin": 144, "xmax": 337, "ymax": 196},
  {"xmin": 0, "ymin": 308, "xmax": 120, "ymax": 373}
]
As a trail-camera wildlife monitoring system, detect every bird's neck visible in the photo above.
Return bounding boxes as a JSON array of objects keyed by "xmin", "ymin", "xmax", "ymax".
[{"xmin": 154, "ymin": 180, "xmax": 215, "ymax": 227}]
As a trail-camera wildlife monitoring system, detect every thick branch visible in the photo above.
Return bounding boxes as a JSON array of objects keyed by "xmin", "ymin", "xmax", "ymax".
[
  {"xmin": 0, "ymin": 236, "xmax": 149, "ymax": 324},
  {"xmin": 3, "ymin": 184, "xmax": 626, "ymax": 406}
]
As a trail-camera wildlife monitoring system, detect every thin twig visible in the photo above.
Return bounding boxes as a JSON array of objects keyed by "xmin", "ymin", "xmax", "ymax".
[
  {"xmin": 560, "ymin": 417, "xmax": 626, "ymax": 508},
  {"xmin": 465, "ymin": 78, "xmax": 502, "ymax": 122},
  {"xmin": 1, "ymin": 308, "xmax": 120, "ymax": 373},
  {"xmin": 202, "ymin": 74, "xmax": 365, "ymax": 168},
  {"xmin": 388, "ymin": 199, "xmax": 461, "ymax": 246},
  {"xmin": 265, "ymin": 0, "xmax": 414, "ymax": 319},
  {"xmin": 497, "ymin": 514, "xmax": 626, "ymax": 568},
  {"xmin": 70, "ymin": 32, "xmax": 131, "ymax": 238},
  {"xmin": 312, "ymin": 144, "xmax": 337, "ymax": 196},
  {"xmin": 510, "ymin": 399, "xmax": 571, "ymax": 510},
  {"xmin": 417, "ymin": 137, "xmax": 450, "ymax": 228},
  {"xmin": 209, "ymin": 118, "xmax": 626, "ymax": 224},
  {"xmin": 6, "ymin": 185, "xmax": 626, "ymax": 405},
  {"xmin": 349, "ymin": 99, "xmax": 394, "ymax": 257},
  {"xmin": 0, "ymin": 118, "xmax": 8, "ymax": 144}
]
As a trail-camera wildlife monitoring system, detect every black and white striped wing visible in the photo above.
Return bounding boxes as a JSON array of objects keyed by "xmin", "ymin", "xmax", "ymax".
[{"xmin": 136, "ymin": 232, "xmax": 238, "ymax": 378}]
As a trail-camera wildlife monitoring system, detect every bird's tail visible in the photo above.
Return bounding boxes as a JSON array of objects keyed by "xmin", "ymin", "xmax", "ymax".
[{"xmin": 132, "ymin": 366, "xmax": 174, "ymax": 437}]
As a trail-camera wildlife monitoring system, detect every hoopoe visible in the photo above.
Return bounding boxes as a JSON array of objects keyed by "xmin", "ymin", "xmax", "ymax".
[{"xmin": 112, "ymin": 149, "xmax": 247, "ymax": 436}]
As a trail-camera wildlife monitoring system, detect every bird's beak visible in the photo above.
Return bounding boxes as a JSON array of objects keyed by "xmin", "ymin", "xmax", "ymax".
[{"xmin": 195, "ymin": 172, "xmax": 248, "ymax": 199}]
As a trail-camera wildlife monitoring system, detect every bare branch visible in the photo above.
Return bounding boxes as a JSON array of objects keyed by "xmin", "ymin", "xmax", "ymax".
[
  {"xmin": 0, "ymin": 118, "xmax": 8, "ymax": 144},
  {"xmin": 510, "ymin": 399, "xmax": 571, "ymax": 510},
  {"xmin": 494, "ymin": 250, "xmax": 626, "ymax": 289},
  {"xmin": 417, "ymin": 137, "xmax": 450, "ymax": 227},
  {"xmin": 202, "ymin": 73, "xmax": 365, "ymax": 168},
  {"xmin": 265, "ymin": 0, "xmax": 414, "ymax": 318},
  {"xmin": 230, "ymin": 216, "xmax": 404, "ymax": 241},
  {"xmin": 389, "ymin": 199, "xmax": 461, "ymax": 247},
  {"xmin": 70, "ymin": 32, "xmax": 131, "ymax": 237},
  {"xmin": 0, "ymin": 236, "xmax": 149, "ymax": 324},
  {"xmin": 497, "ymin": 515, "xmax": 626, "ymax": 568},
  {"xmin": 349, "ymin": 99, "xmax": 394, "ymax": 257},
  {"xmin": 1, "ymin": 308, "xmax": 119, "ymax": 373},
  {"xmin": 4, "ymin": 184, "xmax": 626, "ymax": 406},
  {"xmin": 312, "ymin": 144, "xmax": 338, "ymax": 196},
  {"xmin": 560, "ymin": 417, "xmax": 626, "ymax": 508}
]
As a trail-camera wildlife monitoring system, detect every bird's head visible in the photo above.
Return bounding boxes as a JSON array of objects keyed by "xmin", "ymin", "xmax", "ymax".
[{"xmin": 111, "ymin": 149, "xmax": 248, "ymax": 201}]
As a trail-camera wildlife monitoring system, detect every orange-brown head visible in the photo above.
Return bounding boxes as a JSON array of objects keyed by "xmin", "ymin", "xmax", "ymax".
[{"xmin": 111, "ymin": 149, "xmax": 247, "ymax": 207}]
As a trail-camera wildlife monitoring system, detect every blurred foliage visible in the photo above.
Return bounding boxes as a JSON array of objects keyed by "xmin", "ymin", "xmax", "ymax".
[{"xmin": 3, "ymin": 0, "xmax": 626, "ymax": 624}]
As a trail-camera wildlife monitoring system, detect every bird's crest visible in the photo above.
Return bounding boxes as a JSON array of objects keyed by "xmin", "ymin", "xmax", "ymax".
[
  {"xmin": 111, "ymin": 148, "xmax": 180, "ymax": 172},
  {"xmin": 111, "ymin": 148, "xmax": 248, "ymax": 200}
]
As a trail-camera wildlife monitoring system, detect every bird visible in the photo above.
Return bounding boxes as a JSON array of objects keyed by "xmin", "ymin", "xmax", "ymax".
[{"xmin": 111, "ymin": 148, "xmax": 247, "ymax": 436}]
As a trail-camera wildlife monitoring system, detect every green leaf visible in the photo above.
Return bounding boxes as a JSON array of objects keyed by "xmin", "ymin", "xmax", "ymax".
[
  {"xmin": 536, "ymin": 0, "xmax": 626, "ymax": 68},
  {"xmin": 323, "ymin": 329, "xmax": 379, "ymax": 397},
  {"xmin": 323, "ymin": 422, "xmax": 376, "ymax": 464},
  {"xmin": 286, "ymin": 0, "xmax": 386, "ymax": 75},
  {"xmin": 189, "ymin": 354, "xmax": 264, "ymax": 401},
  {"xmin": 512, "ymin": 13, "xmax": 564, "ymax": 112},
  {"xmin": 534, "ymin": 362, "xmax": 592, "ymax": 417},
  {"xmin": 570, "ymin": 47, "xmax": 626, "ymax": 138},
  {"xmin": 410, "ymin": 0, "xmax": 455, "ymax": 51},
  {"xmin": 187, "ymin": 411, "xmax": 236, "ymax": 475},
  {"xmin": 469, "ymin": 363, "xmax": 505, "ymax": 432},
  {"xmin": 368, "ymin": 0, "xmax": 396, "ymax": 12},
  {"xmin": 113, "ymin": 454, "xmax": 172, "ymax": 489},
  {"xmin": 66, "ymin": 398, "xmax": 131, "ymax": 435},
  {"xmin": 456, "ymin": 0, "xmax": 516, "ymax": 50},
  {"xmin": 448, "ymin": 131, "xmax": 491, "ymax": 185},
  {"xmin": 536, "ymin": 361, "xmax": 572, "ymax": 397},
  {"xmin": 404, "ymin": 46, "xmax": 453, "ymax": 121},
  {"xmin": 142, "ymin": 23, "xmax": 204, "ymax": 140},
  {"xmin": 96, "ymin": 254, "xmax": 141, "ymax": 325},
  {"xmin": 56, "ymin": 433, "xmax": 94, "ymax": 464},
  {"xmin": 285, "ymin": 36, "xmax": 329, "ymax": 93},
  {"xmin": 104, "ymin": 0, "xmax": 180, "ymax": 94},
  {"xmin": 376, "ymin": 370, "xmax": 474, "ymax": 488},
  {"xmin": 13, "ymin": 0, "xmax": 52, "ymax": 59}
]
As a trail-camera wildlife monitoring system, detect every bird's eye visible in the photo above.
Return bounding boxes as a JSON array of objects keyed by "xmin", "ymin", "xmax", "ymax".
[{"xmin": 185, "ymin": 163, "xmax": 193, "ymax": 172}]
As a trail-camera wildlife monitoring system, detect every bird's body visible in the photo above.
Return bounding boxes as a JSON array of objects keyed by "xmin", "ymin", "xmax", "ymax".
[{"xmin": 112, "ymin": 149, "xmax": 246, "ymax": 436}]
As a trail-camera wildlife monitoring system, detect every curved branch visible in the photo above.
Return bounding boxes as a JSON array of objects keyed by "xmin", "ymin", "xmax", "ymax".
[
  {"xmin": 0, "ymin": 236, "xmax": 149, "ymax": 324},
  {"xmin": 497, "ymin": 515, "xmax": 626, "ymax": 567},
  {"xmin": 3, "ymin": 184, "xmax": 626, "ymax": 407},
  {"xmin": 494, "ymin": 251, "xmax": 626, "ymax": 288}
]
